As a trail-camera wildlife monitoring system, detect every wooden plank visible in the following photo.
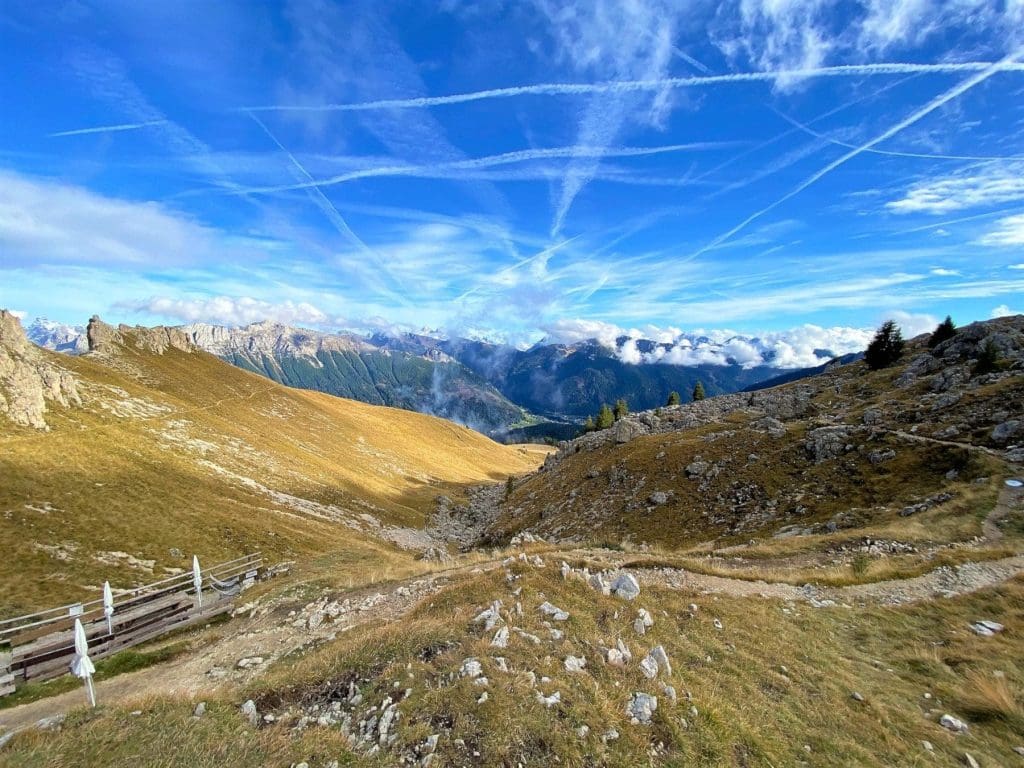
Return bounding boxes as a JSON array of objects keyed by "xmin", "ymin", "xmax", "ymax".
[
  {"xmin": 0, "ymin": 641, "xmax": 11, "ymax": 697},
  {"xmin": 19, "ymin": 598, "xmax": 233, "ymax": 684}
]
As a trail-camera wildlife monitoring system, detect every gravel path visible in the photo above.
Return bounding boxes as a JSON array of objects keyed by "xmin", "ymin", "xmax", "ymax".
[{"xmin": 3, "ymin": 543, "xmax": 1023, "ymax": 738}]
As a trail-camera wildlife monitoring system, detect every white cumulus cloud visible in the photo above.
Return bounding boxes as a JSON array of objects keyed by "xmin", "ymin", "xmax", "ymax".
[
  {"xmin": 991, "ymin": 304, "xmax": 1022, "ymax": 318},
  {"xmin": 886, "ymin": 162, "xmax": 1024, "ymax": 215},
  {"xmin": 979, "ymin": 214, "xmax": 1024, "ymax": 246},
  {"xmin": 119, "ymin": 296, "xmax": 330, "ymax": 327}
]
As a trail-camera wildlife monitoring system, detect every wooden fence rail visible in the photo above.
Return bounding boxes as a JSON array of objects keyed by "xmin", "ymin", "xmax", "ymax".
[{"xmin": 0, "ymin": 552, "xmax": 263, "ymax": 695}]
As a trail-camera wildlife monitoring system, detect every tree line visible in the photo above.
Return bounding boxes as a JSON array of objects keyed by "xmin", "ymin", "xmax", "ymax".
[{"xmin": 582, "ymin": 381, "xmax": 705, "ymax": 434}]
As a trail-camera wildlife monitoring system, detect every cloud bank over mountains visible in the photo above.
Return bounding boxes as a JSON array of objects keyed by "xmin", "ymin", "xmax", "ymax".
[{"xmin": 541, "ymin": 317, "xmax": 877, "ymax": 369}]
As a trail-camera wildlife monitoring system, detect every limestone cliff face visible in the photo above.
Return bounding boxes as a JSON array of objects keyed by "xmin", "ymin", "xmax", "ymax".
[
  {"xmin": 86, "ymin": 316, "xmax": 195, "ymax": 355},
  {"xmin": 0, "ymin": 310, "xmax": 81, "ymax": 429}
]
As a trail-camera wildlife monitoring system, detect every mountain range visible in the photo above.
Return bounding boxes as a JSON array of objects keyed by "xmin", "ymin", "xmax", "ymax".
[{"xmin": 26, "ymin": 318, "xmax": 858, "ymax": 440}]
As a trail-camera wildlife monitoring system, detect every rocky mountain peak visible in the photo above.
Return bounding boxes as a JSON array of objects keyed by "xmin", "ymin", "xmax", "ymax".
[
  {"xmin": 0, "ymin": 309, "xmax": 81, "ymax": 429},
  {"xmin": 87, "ymin": 315, "xmax": 195, "ymax": 355}
]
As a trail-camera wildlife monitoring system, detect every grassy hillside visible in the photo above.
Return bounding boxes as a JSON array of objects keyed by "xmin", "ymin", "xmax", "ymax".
[
  {"xmin": 0, "ymin": 317, "xmax": 542, "ymax": 613},
  {"xmin": 6, "ymin": 559, "xmax": 1024, "ymax": 767},
  {"xmin": 491, "ymin": 317, "xmax": 1024, "ymax": 550}
]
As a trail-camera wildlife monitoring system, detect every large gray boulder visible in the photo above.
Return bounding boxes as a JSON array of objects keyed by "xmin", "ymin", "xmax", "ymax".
[{"xmin": 611, "ymin": 573, "xmax": 641, "ymax": 600}]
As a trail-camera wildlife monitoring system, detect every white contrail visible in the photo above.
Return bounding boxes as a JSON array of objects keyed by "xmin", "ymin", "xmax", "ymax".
[
  {"xmin": 775, "ymin": 110, "xmax": 1024, "ymax": 162},
  {"xmin": 688, "ymin": 52, "xmax": 1023, "ymax": 260},
  {"xmin": 240, "ymin": 61, "xmax": 1024, "ymax": 114},
  {"xmin": 212, "ymin": 140, "xmax": 745, "ymax": 197},
  {"xmin": 247, "ymin": 112, "xmax": 407, "ymax": 302},
  {"xmin": 48, "ymin": 119, "xmax": 169, "ymax": 137}
]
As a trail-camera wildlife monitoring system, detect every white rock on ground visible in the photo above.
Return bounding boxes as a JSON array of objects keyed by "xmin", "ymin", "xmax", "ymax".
[
  {"xmin": 970, "ymin": 620, "xmax": 1005, "ymax": 636},
  {"xmin": 650, "ymin": 646, "xmax": 672, "ymax": 676},
  {"xmin": 940, "ymin": 713, "xmax": 969, "ymax": 733},
  {"xmin": 539, "ymin": 601, "xmax": 570, "ymax": 621},
  {"xmin": 638, "ymin": 656, "xmax": 659, "ymax": 679},
  {"xmin": 611, "ymin": 573, "xmax": 641, "ymax": 600},
  {"xmin": 589, "ymin": 573, "xmax": 610, "ymax": 595},
  {"xmin": 491, "ymin": 626, "xmax": 509, "ymax": 648},
  {"xmin": 460, "ymin": 658, "xmax": 483, "ymax": 678},
  {"xmin": 626, "ymin": 693, "xmax": 658, "ymax": 724},
  {"xmin": 617, "ymin": 638, "xmax": 633, "ymax": 663},
  {"xmin": 473, "ymin": 601, "xmax": 503, "ymax": 632},
  {"xmin": 536, "ymin": 691, "xmax": 561, "ymax": 707},
  {"xmin": 240, "ymin": 700, "xmax": 259, "ymax": 727},
  {"xmin": 605, "ymin": 647, "xmax": 627, "ymax": 667},
  {"xmin": 564, "ymin": 655, "xmax": 587, "ymax": 673},
  {"xmin": 634, "ymin": 608, "xmax": 654, "ymax": 635}
]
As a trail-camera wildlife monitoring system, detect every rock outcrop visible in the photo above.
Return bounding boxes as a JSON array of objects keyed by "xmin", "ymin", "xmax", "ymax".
[
  {"xmin": 0, "ymin": 310, "xmax": 81, "ymax": 429},
  {"xmin": 86, "ymin": 316, "xmax": 195, "ymax": 355}
]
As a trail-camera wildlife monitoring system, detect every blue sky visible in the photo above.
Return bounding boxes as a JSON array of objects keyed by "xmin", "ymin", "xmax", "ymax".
[{"xmin": 2, "ymin": 0, "xmax": 1024, "ymax": 360}]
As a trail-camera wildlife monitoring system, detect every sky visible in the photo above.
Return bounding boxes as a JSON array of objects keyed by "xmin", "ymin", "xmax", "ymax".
[{"xmin": 2, "ymin": 0, "xmax": 1024, "ymax": 364}]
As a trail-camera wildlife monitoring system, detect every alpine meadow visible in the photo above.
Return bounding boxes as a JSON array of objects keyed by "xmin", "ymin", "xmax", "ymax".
[{"xmin": 1, "ymin": 2, "xmax": 1024, "ymax": 767}]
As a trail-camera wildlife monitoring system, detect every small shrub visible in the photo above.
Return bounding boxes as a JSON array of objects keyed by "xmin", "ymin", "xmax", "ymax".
[
  {"xmin": 851, "ymin": 553, "xmax": 871, "ymax": 577},
  {"xmin": 973, "ymin": 340, "xmax": 1002, "ymax": 376}
]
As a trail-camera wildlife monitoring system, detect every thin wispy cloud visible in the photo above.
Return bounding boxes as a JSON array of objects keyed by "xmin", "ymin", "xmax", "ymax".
[
  {"xmin": 48, "ymin": 119, "xmax": 169, "ymax": 138},
  {"xmin": 241, "ymin": 61, "xmax": 1024, "ymax": 114},
  {"xmin": 775, "ymin": 110, "xmax": 1024, "ymax": 163},
  {"xmin": 6, "ymin": 1, "xmax": 1024, "ymax": 347},
  {"xmin": 689, "ymin": 52, "xmax": 1022, "ymax": 258},
  {"xmin": 246, "ymin": 110, "xmax": 406, "ymax": 304},
  {"xmin": 194, "ymin": 141, "xmax": 745, "ymax": 197}
]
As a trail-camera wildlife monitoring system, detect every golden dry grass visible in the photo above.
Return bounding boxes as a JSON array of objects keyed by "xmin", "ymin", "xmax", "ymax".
[
  {"xmin": 10, "ymin": 565, "xmax": 1024, "ymax": 767},
  {"xmin": 0, "ymin": 336, "xmax": 543, "ymax": 613}
]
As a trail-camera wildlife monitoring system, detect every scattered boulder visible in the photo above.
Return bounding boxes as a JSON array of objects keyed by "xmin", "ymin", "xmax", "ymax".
[
  {"xmin": 611, "ymin": 573, "xmax": 641, "ymax": 600},
  {"xmin": 626, "ymin": 693, "xmax": 658, "ymax": 724},
  {"xmin": 536, "ymin": 691, "xmax": 561, "ymax": 708},
  {"xmin": 649, "ymin": 646, "xmax": 672, "ymax": 675},
  {"xmin": 805, "ymin": 426, "xmax": 852, "ymax": 463},
  {"xmin": 564, "ymin": 655, "xmax": 587, "ymax": 673},
  {"xmin": 940, "ymin": 713, "xmax": 969, "ymax": 733},
  {"xmin": 614, "ymin": 419, "xmax": 647, "ymax": 444},
  {"xmin": 638, "ymin": 655, "xmax": 659, "ymax": 679},
  {"xmin": 240, "ymin": 700, "xmax": 260, "ymax": 727},
  {"xmin": 992, "ymin": 420, "xmax": 1021, "ymax": 445},
  {"xmin": 648, "ymin": 491, "xmax": 670, "ymax": 506},
  {"xmin": 491, "ymin": 627, "xmax": 509, "ymax": 648},
  {"xmin": 868, "ymin": 449, "xmax": 896, "ymax": 465},
  {"xmin": 538, "ymin": 601, "xmax": 569, "ymax": 621},
  {"xmin": 634, "ymin": 608, "xmax": 654, "ymax": 636},
  {"xmin": 460, "ymin": 658, "xmax": 483, "ymax": 679},
  {"xmin": 970, "ymin": 620, "xmax": 1005, "ymax": 637}
]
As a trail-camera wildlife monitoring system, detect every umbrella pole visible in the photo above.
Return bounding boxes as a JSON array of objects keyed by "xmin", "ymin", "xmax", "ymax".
[
  {"xmin": 85, "ymin": 675, "xmax": 96, "ymax": 707},
  {"xmin": 107, "ymin": 616, "xmax": 113, "ymax": 636}
]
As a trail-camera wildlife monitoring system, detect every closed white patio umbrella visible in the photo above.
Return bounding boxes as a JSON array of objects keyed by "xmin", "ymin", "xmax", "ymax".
[
  {"xmin": 103, "ymin": 581, "xmax": 114, "ymax": 635},
  {"xmin": 70, "ymin": 618, "xmax": 96, "ymax": 707},
  {"xmin": 192, "ymin": 555, "xmax": 203, "ymax": 608}
]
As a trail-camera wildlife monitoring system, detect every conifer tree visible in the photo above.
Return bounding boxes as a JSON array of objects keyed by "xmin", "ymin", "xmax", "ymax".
[
  {"xmin": 865, "ymin": 320, "xmax": 904, "ymax": 370},
  {"xmin": 928, "ymin": 315, "xmax": 956, "ymax": 349},
  {"xmin": 666, "ymin": 391, "xmax": 681, "ymax": 406},
  {"xmin": 692, "ymin": 381, "xmax": 706, "ymax": 401},
  {"xmin": 596, "ymin": 403, "xmax": 615, "ymax": 429}
]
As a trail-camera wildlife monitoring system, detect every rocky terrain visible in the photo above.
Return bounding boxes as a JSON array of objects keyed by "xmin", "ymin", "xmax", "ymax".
[
  {"xmin": 488, "ymin": 316, "xmax": 1023, "ymax": 548},
  {"xmin": 0, "ymin": 310, "xmax": 81, "ymax": 430},
  {"xmin": 2, "ymin": 314, "xmax": 1022, "ymax": 768}
]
